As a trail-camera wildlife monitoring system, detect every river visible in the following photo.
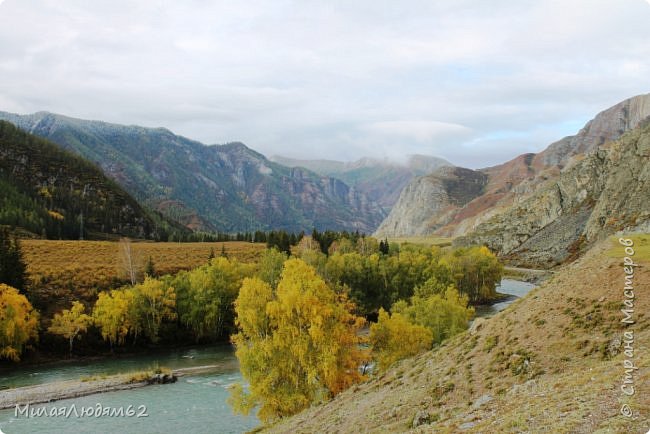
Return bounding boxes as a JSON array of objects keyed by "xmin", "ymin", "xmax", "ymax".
[
  {"xmin": 0, "ymin": 279, "xmax": 535, "ymax": 434},
  {"xmin": 0, "ymin": 344, "xmax": 259, "ymax": 434},
  {"xmin": 474, "ymin": 278, "xmax": 537, "ymax": 318}
]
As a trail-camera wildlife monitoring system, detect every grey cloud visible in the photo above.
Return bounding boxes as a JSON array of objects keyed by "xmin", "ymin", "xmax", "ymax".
[{"xmin": 0, "ymin": 0, "xmax": 649, "ymax": 168}]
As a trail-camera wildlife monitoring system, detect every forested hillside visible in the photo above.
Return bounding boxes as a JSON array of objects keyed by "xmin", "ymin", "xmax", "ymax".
[{"xmin": 0, "ymin": 121, "xmax": 187, "ymax": 240}]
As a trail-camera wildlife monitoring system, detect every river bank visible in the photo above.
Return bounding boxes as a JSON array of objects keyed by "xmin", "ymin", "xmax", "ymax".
[
  {"xmin": 0, "ymin": 344, "xmax": 259, "ymax": 433},
  {"xmin": 503, "ymin": 265, "xmax": 554, "ymax": 284},
  {"xmin": 0, "ymin": 364, "xmax": 231, "ymax": 410}
]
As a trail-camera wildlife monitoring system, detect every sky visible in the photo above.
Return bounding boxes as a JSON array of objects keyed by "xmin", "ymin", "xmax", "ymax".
[{"xmin": 0, "ymin": 0, "xmax": 649, "ymax": 168}]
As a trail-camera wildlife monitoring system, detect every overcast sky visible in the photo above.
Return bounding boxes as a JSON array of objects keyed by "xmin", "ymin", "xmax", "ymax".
[{"xmin": 1, "ymin": 0, "xmax": 649, "ymax": 168}]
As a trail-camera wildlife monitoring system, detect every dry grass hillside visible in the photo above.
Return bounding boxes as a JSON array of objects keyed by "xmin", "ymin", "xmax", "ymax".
[{"xmin": 264, "ymin": 235, "xmax": 650, "ymax": 433}]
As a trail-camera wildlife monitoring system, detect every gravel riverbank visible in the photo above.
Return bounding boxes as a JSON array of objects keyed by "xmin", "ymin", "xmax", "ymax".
[{"xmin": 0, "ymin": 365, "xmax": 221, "ymax": 410}]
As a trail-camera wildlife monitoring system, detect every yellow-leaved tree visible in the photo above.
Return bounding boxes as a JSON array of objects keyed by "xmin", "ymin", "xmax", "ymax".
[
  {"xmin": 48, "ymin": 301, "xmax": 92, "ymax": 356},
  {"xmin": 392, "ymin": 286, "xmax": 474, "ymax": 344},
  {"xmin": 132, "ymin": 277, "xmax": 176, "ymax": 343},
  {"xmin": 369, "ymin": 309, "xmax": 432, "ymax": 371},
  {"xmin": 92, "ymin": 288, "xmax": 136, "ymax": 349},
  {"xmin": 176, "ymin": 257, "xmax": 245, "ymax": 342},
  {"xmin": 370, "ymin": 286, "xmax": 474, "ymax": 371},
  {"xmin": 0, "ymin": 284, "xmax": 39, "ymax": 361},
  {"xmin": 229, "ymin": 258, "xmax": 368, "ymax": 424}
]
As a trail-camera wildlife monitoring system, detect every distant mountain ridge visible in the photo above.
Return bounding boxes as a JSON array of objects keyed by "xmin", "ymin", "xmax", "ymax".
[
  {"xmin": 375, "ymin": 93, "xmax": 650, "ymax": 248},
  {"xmin": 270, "ymin": 154, "xmax": 452, "ymax": 211},
  {"xmin": 0, "ymin": 111, "xmax": 386, "ymax": 233}
]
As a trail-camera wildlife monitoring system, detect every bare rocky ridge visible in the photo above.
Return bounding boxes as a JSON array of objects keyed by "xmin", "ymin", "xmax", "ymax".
[
  {"xmin": 375, "ymin": 93, "xmax": 650, "ymax": 241},
  {"xmin": 456, "ymin": 123, "xmax": 650, "ymax": 267},
  {"xmin": 271, "ymin": 154, "xmax": 452, "ymax": 212},
  {"xmin": 535, "ymin": 93, "xmax": 650, "ymax": 167}
]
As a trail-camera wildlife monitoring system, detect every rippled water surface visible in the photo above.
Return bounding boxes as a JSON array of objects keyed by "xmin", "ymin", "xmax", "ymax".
[{"xmin": 0, "ymin": 344, "xmax": 258, "ymax": 434}]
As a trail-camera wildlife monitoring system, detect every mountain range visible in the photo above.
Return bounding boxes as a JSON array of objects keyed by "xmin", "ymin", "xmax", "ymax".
[
  {"xmin": 0, "ymin": 112, "xmax": 391, "ymax": 233},
  {"xmin": 1, "ymin": 93, "xmax": 648, "ymax": 252}
]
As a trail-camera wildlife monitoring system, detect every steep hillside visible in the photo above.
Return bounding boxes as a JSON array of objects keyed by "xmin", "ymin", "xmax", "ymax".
[
  {"xmin": 271, "ymin": 154, "xmax": 452, "ymax": 211},
  {"xmin": 0, "ymin": 112, "xmax": 385, "ymax": 233},
  {"xmin": 264, "ymin": 237, "xmax": 650, "ymax": 433},
  {"xmin": 0, "ymin": 121, "xmax": 185, "ymax": 240},
  {"xmin": 375, "ymin": 93, "xmax": 650, "ymax": 239},
  {"xmin": 456, "ymin": 122, "xmax": 650, "ymax": 267}
]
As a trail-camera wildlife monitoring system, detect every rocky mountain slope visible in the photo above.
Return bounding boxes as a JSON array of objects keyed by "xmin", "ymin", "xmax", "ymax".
[
  {"xmin": 271, "ymin": 154, "xmax": 451, "ymax": 212},
  {"xmin": 375, "ymin": 93, "xmax": 650, "ymax": 241},
  {"xmin": 374, "ymin": 167, "xmax": 487, "ymax": 236},
  {"xmin": 263, "ymin": 237, "xmax": 650, "ymax": 433},
  {"xmin": 456, "ymin": 122, "xmax": 650, "ymax": 267},
  {"xmin": 0, "ymin": 121, "xmax": 185, "ymax": 240},
  {"xmin": 0, "ymin": 112, "xmax": 385, "ymax": 233}
]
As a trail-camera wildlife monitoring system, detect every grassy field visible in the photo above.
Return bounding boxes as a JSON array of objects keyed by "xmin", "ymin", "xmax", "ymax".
[
  {"xmin": 606, "ymin": 233, "xmax": 650, "ymax": 262},
  {"xmin": 21, "ymin": 240, "xmax": 265, "ymax": 318},
  {"xmin": 387, "ymin": 236, "xmax": 453, "ymax": 247}
]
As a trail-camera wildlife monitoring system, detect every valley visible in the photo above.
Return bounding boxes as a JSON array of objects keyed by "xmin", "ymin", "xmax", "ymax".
[
  {"xmin": 1, "ymin": 87, "xmax": 649, "ymax": 434},
  {"xmin": 2, "ymin": 2, "xmax": 649, "ymax": 433}
]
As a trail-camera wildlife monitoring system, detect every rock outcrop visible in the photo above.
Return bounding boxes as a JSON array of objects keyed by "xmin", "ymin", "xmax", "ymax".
[
  {"xmin": 374, "ymin": 167, "xmax": 487, "ymax": 236},
  {"xmin": 271, "ymin": 154, "xmax": 452, "ymax": 212}
]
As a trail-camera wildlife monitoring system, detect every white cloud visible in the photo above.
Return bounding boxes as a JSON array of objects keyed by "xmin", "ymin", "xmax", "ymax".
[
  {"xmin": 0, "ymin": 0, "xmax": 649, "ymax": 168},
  {"xmin": 362, "ymin": 121, "xmax": 472, "ymax": 143}
]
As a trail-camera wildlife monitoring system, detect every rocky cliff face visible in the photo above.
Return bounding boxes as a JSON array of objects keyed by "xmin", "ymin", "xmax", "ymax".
[
  {"xmin": 374, "ymin": 167, "xmax": 487, "ymax": 236},
  {"xmin": 456, "ymin": 123, "xmax": 650, "ymax": 267},
  {"xmin": 375, "ymin": 93, "xmax": 650, "ymax": 240},
  {"xmin": 0, "ymin": 112, "xmax": 386, "ymax": 233},
  {"xmin": 535, "ymin": 93, "xmax": 650, "ymax": 167}
]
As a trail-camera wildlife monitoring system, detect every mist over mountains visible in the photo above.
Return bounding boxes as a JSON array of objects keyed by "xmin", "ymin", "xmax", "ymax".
[{"xmin": 270, "ymin": 154, "xmax": 452, "ymax": 211}]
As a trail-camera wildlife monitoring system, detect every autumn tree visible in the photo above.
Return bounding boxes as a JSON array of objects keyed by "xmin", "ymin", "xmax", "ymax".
[
  {"xmin": 229, "ymin": 258, "xmax": 368, "ymax": 423},
  {"xmin": 92, "ymin": 288, "xmax": 136, "ymax": 349},
  {"xmin": 442, "ymin": 246, "xmax": 503, "ymax": 303},
  {"xmin": 0, "ymin": 283, "xmax": 39, "ymax": 361},
  {"xmin": 392, "ymin": 286, "xmax": 474, "ymax": 345},
  {"xmin": 118, "ymin": 238, "xmax": 141, "ymax": 285},
  {"xmin": 131, "ymin": 277, "xmax": 176, "ymax": 343},
  {"xmin": 175, "ymin": 257, "xmax": 243, "ymax": 341},
  {"xmin": 369, "ymin": 309, "xmax": 432, "ymax": 371},
  {"xmin": 48, "ymin": 301, "xmax": 92, "ymax": 355},
  {"xmin": 256, "ymin": 248, "xmax": 287, "ymax": 288}
]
